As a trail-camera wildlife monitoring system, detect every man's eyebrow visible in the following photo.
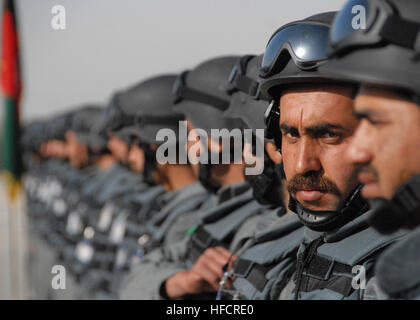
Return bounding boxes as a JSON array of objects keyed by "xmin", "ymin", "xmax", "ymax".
[
  {"xmin": 353, "ymin": 109, "xmax": 378, "ymax": 120},
  {"xmin": 306, "ymin": 123, "xmax": 346, "ymax": 135},
  {"xmin": 279, "ymin": 123, "xmax": 293, "ymax": 132},
  {"xmin": 279, "ymin": 123, "xmax": 300, "ymax": 135}
]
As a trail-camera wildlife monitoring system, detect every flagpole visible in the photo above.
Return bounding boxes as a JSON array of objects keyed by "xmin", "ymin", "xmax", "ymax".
[
  {"xmin": 7, "ymin": 197, "xmax": 18, "ymax": 298},
  {"xmin": 17, "ymin": 185, "xmax": 28, "ymax": 299},
  {"xmin": 6, "ymin": 182, "xmax": 27, "ymax": 299},
  {"xmin": 0, "ymin": 178, "xmax": 10, "ymax": 298}
]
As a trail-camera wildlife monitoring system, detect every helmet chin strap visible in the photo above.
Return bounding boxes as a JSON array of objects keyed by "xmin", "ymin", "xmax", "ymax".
[
  {"xmin": 248, "ymin": 160, "xmax": 285, "ymax": 208},
  {"xmin": 368, "ymin": 174, "xmax": 420, "ymax": 234},
  {"xmin": 198, "ymin": 162, "xmax": 221, "ymax": 194},
  {"xmin": 142, "ymin": 144, "xmax": 157, "ymax": 186},
  {"xmin": 288, "ymin": 185, "xmax": 368, "ymax": 232}
]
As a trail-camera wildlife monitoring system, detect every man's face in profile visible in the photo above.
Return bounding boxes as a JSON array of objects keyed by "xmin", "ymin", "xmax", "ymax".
[
  {"xmin": 108, "ymin": 135, "xmax": 129, "ymax": 164},
  {"xmin": 346, "ymin": 86, "xmax": 420, "ymax": 200}
]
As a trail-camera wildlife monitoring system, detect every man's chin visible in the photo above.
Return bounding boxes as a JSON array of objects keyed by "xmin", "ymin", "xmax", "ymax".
[{"xmin": 296, "ymin": 192, "xmax": 339, "ymax": 212}]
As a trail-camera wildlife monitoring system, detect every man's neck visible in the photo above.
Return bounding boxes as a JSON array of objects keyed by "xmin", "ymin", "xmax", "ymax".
[
  {"xmin": 94, "ymin": 154, "xmax": 116, "ymax": 170},
  {"xmin": 217, "ymin": 163, "xmax": 245, "ymax": 188},
  {"xmin": 165, "ymin": 164, "xmax": 198, "ymax": 192}
]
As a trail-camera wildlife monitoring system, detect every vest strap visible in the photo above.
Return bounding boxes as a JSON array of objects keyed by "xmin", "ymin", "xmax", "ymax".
[
  {"xmin": 233, "ymin": 259, "xmax": 272, "ymax": 292},
  {"xmin": 297, "ymin": 253, "xmax": 354, "ymax": 297}
]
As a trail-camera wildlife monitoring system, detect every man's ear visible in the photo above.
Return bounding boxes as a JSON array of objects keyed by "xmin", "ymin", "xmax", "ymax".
[
  {"xmin": 155, "ymin": 161, "xmax": 168, "ymax": 175},
  {"xmin": 65, "ymin": 130, "xmax": 77, "ymax": 142},
  {"xmin": 208, "ymin": 137, "xmax": 223, "ymax": 154},
  {"xmin": 265, "ymin": 141, "xmax": 282, "ymax": 164}
]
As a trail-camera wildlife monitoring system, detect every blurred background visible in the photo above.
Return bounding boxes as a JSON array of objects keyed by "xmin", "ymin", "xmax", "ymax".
[{"xmin": 0, "ymin": 0, "xmax": 346, "ymax": 299}]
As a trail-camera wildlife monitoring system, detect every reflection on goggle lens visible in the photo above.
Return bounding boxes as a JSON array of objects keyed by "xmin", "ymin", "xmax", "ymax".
[{"xmin": 261, "ymin": 23, "xmax": 330, "ymax": 77}]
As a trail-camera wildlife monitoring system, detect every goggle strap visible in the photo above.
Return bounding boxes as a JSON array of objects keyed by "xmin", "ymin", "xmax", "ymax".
[
  {"xmin": 119, "ymin": 113, "xmax": 184, "ymax": 128},
  {"xmin": 178, "ymin": 86, "xmax": 230, "ymax": 111},
  {"xmin": 234, "ymin": 74, "xmax": 259, "ymax": 98},
  {"xmin": 380, "ymin": 15, "xmax": 420, "ymax": 50},
  {"xmin": 137, "ymin": 114, "xmax": 185, "ymax": 126}
]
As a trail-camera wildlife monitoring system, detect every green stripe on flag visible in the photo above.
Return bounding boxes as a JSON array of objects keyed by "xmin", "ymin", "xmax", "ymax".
[{"xmin": 2, "ymin": 97, "xmax": 21, "ymax": 178}]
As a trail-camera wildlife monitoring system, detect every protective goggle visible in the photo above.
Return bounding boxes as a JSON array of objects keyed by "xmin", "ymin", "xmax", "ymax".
[
  {"xmin": 227, "ymin": 55, "xmax": 267, "ymax": 100},
  {"xmin": 104, "ymin": 103, "xmax": 184, "ymax": 133},
  {"xmin": 329, "ymin": 0, "xmax": 420, "ymax": 59},
  {"xmin": 260, "ymin": 22, "xmax": 331, "ymax": 78},
  {"xmin": 172, "ymin": 70, "xmax": 230, "ymax": 111}
]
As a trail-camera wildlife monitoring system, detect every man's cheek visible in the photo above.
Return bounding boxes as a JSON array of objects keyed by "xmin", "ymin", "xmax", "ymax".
[
  {"xmin": 379, "ymin": 139, "xmax": 407, "ymax": 197},
  {"xmin": 281, "ymin": 157, "xmax": 293, "ymax": 182},
  {"xmin": 281, "ymin": 146, "xmax": 294, "ymax": 178}
]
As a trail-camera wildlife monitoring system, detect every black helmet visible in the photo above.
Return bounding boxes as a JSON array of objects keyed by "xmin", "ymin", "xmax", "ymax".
[
  {"xmin": 224, "ymin": 54, "xmax": 286, "ymax": 208},
  {"xmin": 44, "ymin": 111, "xmax": 74, "ymax": 141},
  {"xmin": 97, "ymin": 75, "xmax": 184, "ymax": 146},
  {"xmin": 261, "ymin": 12, "xmax": 368, "ymax": 232},
  {"xmin": 69, "ymin": 105, "xmax": 103, "ymax": 134},
  {"xmin": 21, "ymin": 120, "xmax": 49, "ymax": 153},
  {"xmin": 259, "ymin": 12, "xmax": 338, "ymax": 99},
  {"xmin": 173, "ymin": 56, "xmax": 243, "ymax": 134},
  {"xmin": 326, "ymin": 0, "xmax": 420, "ymax": 234},
  {"xmin": 325, "ymin": 0, "xmax": 420, "ymax": 103},
  {"xmin": 68, "ymin": 105, "xmax": 108, "ymax": 153}
]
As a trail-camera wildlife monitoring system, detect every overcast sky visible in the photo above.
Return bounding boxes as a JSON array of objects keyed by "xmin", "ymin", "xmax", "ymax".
[{"xmin": 14, "ymin": 0, "xmax": 346, "ymax": 122}]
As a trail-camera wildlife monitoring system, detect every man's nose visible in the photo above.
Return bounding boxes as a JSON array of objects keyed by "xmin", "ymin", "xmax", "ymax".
[
  {"xmin": 346, "ymin": 122, "xmax": 373, "ymax": 166},
  {"xmin": 242, "ymin": 142, "xmax": 253, "ymax": 162},
  {"xmin": 295, "ymin": 138, "xmax": 321, "ymax": 175},
  {"xmin": 127, "ymin": 150, "xmax": 135, "ymax": 164}
]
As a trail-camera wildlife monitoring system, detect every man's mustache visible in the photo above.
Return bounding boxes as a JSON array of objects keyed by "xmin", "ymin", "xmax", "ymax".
[
  {"xmin": 358, "ymin": 166, "xmax": 379, "ymax": 181},
  {"xmin": 287, "ymin": 172, "xmax": 341, "ymax": 196}
]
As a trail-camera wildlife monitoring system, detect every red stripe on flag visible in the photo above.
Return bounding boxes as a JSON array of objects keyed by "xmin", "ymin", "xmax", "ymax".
[{"xmin": 1, "ymin": 9, "xmax": 21, "ymax": 99}]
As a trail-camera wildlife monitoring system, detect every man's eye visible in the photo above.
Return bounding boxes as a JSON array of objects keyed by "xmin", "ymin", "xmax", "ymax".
[
  {"xmin": 283, "ymin": 133, "xmax": 299, "ymax": 145},
  {"xmin": 320, "ymin": 132, "xmax": 343, "ymax": 143},
  {"xmin": 323, "ymin": 132, "xmax": 339, "ymax": 138},
  {"xmin": 367, "ymin": 118, "xmax": 386, "ymax": 126},
  {"xmin": 285, "ymin": 132, "xmax": 298, "ymax": 138}
]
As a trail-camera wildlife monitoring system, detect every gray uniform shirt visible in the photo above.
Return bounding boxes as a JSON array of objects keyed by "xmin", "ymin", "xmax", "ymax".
[
  {"xmin": 278, "ymin": 213, "xmax": 407, "ymax": 300},
  {"xmin": 119, "ymin": 182, "xmax": 265, "ymax": 300},
  {"xmin": 375, "ymin": 225, "xmax": 420, "ymax": 300}
]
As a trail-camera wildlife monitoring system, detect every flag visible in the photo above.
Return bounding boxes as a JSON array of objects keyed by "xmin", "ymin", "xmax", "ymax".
[{"xmin": 1, "ymin": 0, "xmax": 22, "ymax": 201}]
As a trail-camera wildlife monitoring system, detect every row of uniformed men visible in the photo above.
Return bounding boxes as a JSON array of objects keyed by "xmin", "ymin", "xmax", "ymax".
[{"xmin": 22, "ymin": 1, "xmax": 420, "ymax": 299}]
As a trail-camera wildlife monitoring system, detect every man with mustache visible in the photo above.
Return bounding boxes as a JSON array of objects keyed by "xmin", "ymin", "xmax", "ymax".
[
  {"xmin": 325, "ymin": 0, "xmax": 420, "ymax": 299},
  {"xmin": 260, "ymin": 11, "xmax": 406, "ymax": 299}
]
